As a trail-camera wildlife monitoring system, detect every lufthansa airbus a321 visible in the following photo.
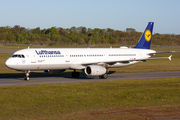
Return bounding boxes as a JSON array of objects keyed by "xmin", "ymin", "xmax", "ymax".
[{"xmin": 5, "ymin": 22, "xmax": 173, "ymax": 80}]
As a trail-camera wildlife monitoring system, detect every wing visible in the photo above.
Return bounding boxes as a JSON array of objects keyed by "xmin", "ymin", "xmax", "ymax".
[
  {"xmin": 81, "ymin": 50, "xmax": 178, "ymax": 67},
  {"xmin": 81, "ymin": 55, "xmax": 172, "ymax": 67},
  {"xmin": 148, "ymin": 51, "xmax": 180, "ymax": 56}
]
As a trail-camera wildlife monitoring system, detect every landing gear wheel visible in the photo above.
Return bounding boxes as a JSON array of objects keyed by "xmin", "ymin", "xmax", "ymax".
[
  {"xmin": 24, "ymin": 77, "xmax": 30, "ymax": 81},
  {"xmin": 71, "ymin": 71, "xmax": 80, "ymax": 78},
  {"xmin": 99, "ymin": 74, "xmax": 108, "ymax": 79},
  {"xmin": 24, "ymin": 70, "xmax": 30, "ymax": 81},
  {"xmin": 99, "ymin": 75, "xmax": 102, "ymax": 79},
  {"xmin": 103, "ymin": 74, "xmax": 108, "ymax": 79}
]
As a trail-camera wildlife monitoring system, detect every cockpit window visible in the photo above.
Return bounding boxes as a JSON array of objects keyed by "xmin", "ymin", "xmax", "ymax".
[
  {"xmin": 12, "ymin": 55, "xmax": 18, "ymax": 57},
  {"xmin": 11, "ymin": 54, "xmax": 25, "ymax": 58},
  {"xmin": 21, "ymin": 55, "xmax": 25, "ymax": 58}
]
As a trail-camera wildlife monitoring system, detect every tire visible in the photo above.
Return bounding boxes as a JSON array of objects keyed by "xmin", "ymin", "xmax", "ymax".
[
  {"xmin": 99, "ymin": 74, "xmax": 108, "ymax": 79},
  {"xmin": 24, "ymin": 77, "xmax": 30, "ymax": 81},
  {"xmin": 71, "ymin": 72, "xmax": 80, "ymax": 78},
  {"xmin": 102, "ymin": 74, "xmax": 108, "ymax": 79}
]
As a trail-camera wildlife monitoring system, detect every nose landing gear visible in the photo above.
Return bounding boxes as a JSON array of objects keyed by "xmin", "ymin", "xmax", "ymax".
[{"xmin": 24, "ymin": 70, "xmax": 30, "ymax": 80}]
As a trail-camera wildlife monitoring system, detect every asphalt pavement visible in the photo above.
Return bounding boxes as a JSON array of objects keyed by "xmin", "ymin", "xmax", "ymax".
[{"xmin": 0, "ymin": 71, "xmax": 180, "ymax": 86}]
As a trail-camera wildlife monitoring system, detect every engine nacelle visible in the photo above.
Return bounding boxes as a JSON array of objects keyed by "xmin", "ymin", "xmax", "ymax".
[
  {"xmin": 44, "ymin": 70, "xmax": 65, "ymax": 74},
  {"xmin": 84, "ymin": 65, "xmax": 108, "ymax": 76}
]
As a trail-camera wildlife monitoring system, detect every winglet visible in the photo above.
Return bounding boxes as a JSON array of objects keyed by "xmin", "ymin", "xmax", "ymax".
[{"xmin": 168, "ymin": 55, "xmax": 172, "ymax": 61}]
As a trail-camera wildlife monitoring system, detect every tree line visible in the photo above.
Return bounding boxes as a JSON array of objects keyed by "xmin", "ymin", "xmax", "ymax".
[{"xmin": 0, "ymin": 25, "xmax": 180, "ymax": 46}]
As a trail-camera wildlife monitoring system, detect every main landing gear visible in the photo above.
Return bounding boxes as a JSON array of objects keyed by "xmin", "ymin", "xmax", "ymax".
[
  {"xmin": 24, "ymin": 70, "xmax": 30, "ymax": 80},
  {"xmin": 99, "ymin": 74, "xmax": 108, "ymax": 79},
  {"xmin": 71, "ymin": 70, "xmax": 80, "ymax": 78},
  {"xmin": 99, "ymin": 67, "xmax": 109, "ymax": 79}
]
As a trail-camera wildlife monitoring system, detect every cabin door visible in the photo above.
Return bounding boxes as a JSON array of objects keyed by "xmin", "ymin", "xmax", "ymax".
[
  {"xmin": 65, "ymin": 51, "xmax": 70, "ymax": 62},
  {"xmin": 30, "ymin": 51, "xmax": 36, "ymax": 63}
]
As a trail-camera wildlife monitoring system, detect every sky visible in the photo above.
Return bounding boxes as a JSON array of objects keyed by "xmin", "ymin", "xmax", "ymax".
[{"xmin": 0, "ymin": 0, "xmax": 180, "ymax": 34}]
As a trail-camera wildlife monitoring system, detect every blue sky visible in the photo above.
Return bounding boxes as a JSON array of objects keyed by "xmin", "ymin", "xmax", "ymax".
[{"xmin": 0, "ymin": 0, "xmax": 179, "ymax": 34}]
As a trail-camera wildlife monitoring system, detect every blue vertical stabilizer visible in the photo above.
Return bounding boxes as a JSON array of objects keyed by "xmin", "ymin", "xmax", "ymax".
[{"xmin": 134, "ymin": 22, "xmax": 154, "ymax": 49}]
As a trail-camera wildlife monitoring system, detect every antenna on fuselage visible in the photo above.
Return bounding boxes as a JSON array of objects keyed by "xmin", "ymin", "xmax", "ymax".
[{"xmin": 28, "ymin": 46, "xmax": 30, "ymax": 49}]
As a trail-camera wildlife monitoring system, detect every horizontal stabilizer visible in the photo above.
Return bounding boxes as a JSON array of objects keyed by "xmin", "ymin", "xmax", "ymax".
[{"xmin": 146, "ymin": 55, "xmax": 172, "ymax": 61}]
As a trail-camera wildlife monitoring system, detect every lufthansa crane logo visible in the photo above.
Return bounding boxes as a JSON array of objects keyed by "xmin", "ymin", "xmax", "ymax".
[
  {"xmin": 145, "ymin": 30, "xmax": 151, "ymax": 42},
  {"xmin": 22, "ymin": 59, "xmax": 25, "ymax": 64}
]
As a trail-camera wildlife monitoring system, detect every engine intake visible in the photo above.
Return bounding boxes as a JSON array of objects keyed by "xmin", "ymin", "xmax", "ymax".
[{"xmin": 84, "ymin": 65, "xmax": 108, "ymax": 76}]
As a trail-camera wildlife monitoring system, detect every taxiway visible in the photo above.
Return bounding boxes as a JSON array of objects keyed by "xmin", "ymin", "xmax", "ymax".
[{"xmin": 0, "ymin": 71, "xmax": 180, "ymax": 86}]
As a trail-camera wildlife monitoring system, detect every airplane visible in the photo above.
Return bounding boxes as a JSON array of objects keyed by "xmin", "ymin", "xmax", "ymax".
[{"xmin": 5, "ymin": 22, "xmax": 174, "ymax": 80}]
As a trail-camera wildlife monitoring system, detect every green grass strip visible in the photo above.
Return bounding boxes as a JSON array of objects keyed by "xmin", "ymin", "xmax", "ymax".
[{"xmin": 0, "ymin": 78, "xmax": 180, "ymax": 119}]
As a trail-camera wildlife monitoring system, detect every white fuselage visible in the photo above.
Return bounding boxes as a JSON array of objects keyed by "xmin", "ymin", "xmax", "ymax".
[{"xmin": 5, "ymin": 48, "xmax": 156, "ymax": 71}]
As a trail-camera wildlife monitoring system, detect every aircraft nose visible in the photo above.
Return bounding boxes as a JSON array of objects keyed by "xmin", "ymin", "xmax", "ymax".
[
  {"xmin": 5, "ymin": 59, "xmax": 11, "ymax": 68},
  {"xmin": 5, "ymin": 58, "xmax": 15, "ymax": 69}
]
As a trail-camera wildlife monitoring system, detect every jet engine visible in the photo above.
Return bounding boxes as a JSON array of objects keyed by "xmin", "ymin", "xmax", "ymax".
[
  {"xmin": 84, "ymin": 65, "xmax": 108, "ymax": 76},
  {"xmin": 44, "ymin": 70, "xmax": 65, "ymax": 74}
]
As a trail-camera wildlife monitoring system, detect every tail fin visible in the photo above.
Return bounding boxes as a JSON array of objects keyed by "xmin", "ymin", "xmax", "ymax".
[{"xmin": 134, "ymin": 22, "xmax": 154, "ymax": 49}]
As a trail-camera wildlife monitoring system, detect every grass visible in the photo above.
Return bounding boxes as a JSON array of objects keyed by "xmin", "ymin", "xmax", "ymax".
[
  {"xmin": 0, "ymin": 44, "xmax": 122, "ymax": 50},
  {"xmin": 1, "ymin": 44, "xmax": 180, "ymax": 50},
  {"xmin": 0, "ymin": 78, "xmax": 180, "ymax": 119}
]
